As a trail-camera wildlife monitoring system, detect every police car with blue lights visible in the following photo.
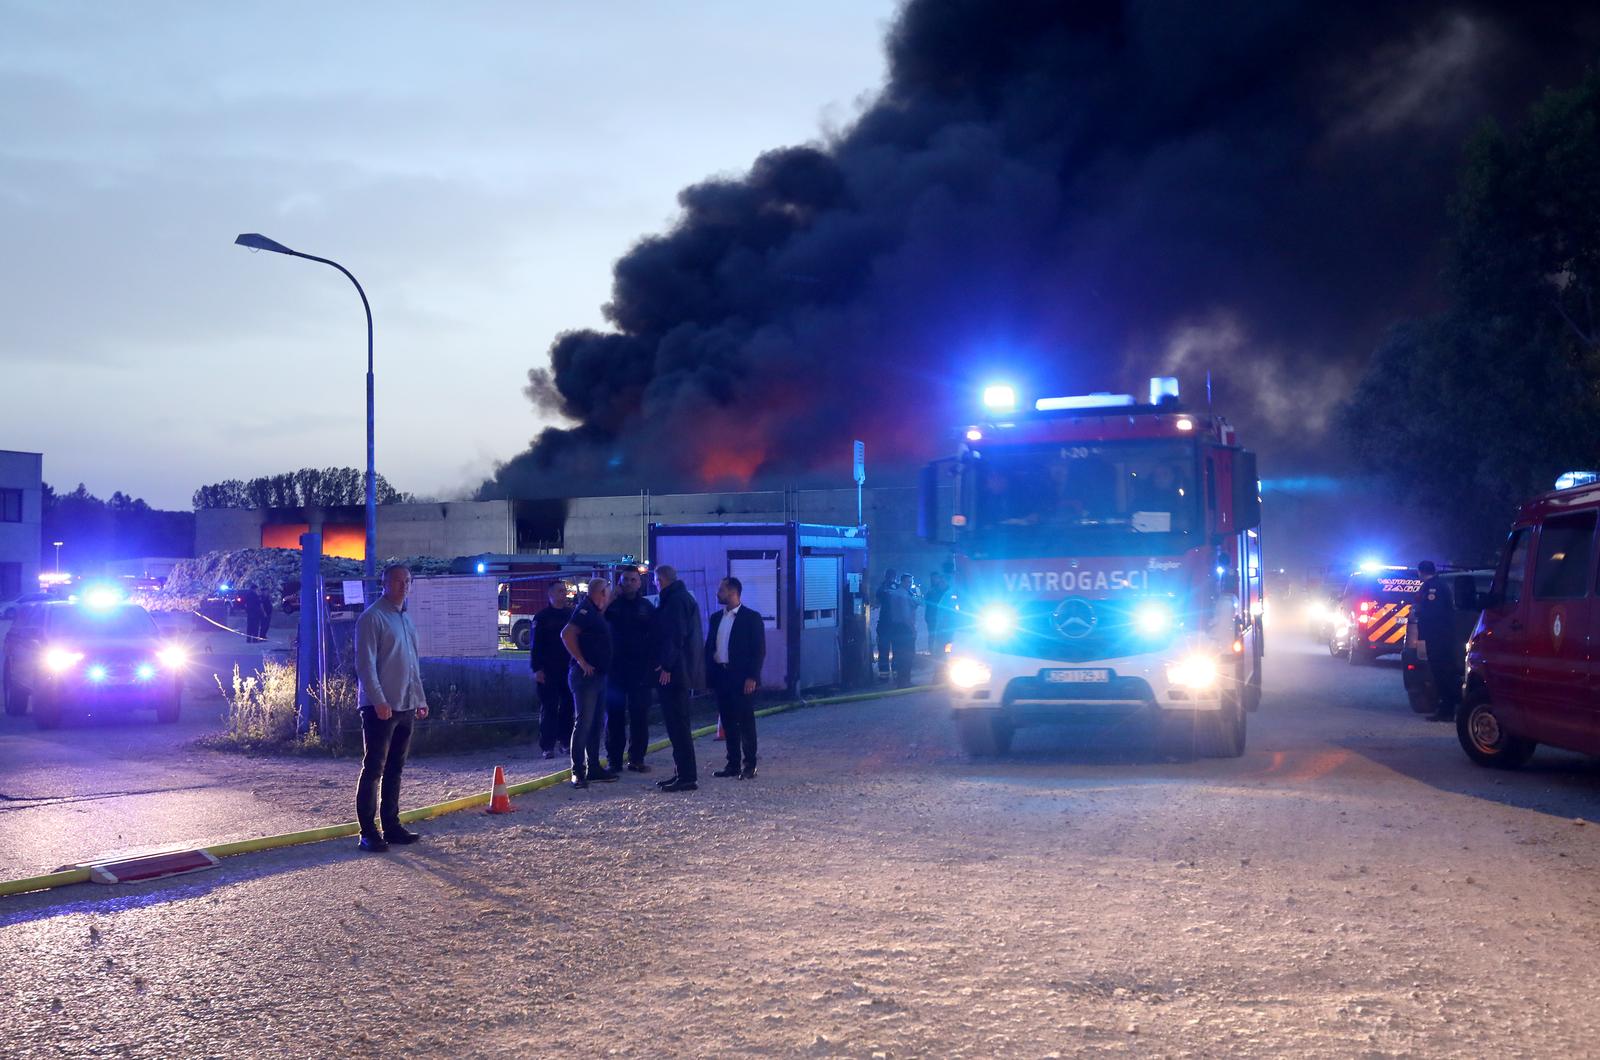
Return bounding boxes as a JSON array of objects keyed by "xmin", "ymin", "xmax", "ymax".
[{"xmin": 2, "ymin": 588, "xmax": 189, "ymax": 729}]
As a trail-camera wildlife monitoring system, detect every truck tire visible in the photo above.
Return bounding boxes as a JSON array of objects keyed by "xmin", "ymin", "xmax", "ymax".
[
  {"xmin": 1326, "ymin": 635, "xmax": 1343, "ymax": 659},
  {"xmin": 1158, "ymin": 700, "xmax": 1246, "ymax": 759},
  {"xmin": 33, "ymin": 690, "xmax": 62, "ymax": 730},
  {"xmin": 3, "ymin": 673, "xmax": 27, "ymax": 717},
  {"xmin": 955, "ymin": 712, "xmax": 1007, "ymax": 756},
  {"xmin": 1457, "ymin": 694, "xmax": 1536, "ymax": 769},
  {"xmin": 513, "ymin": 621, "xmax": 532, "ymax": 651},
  {"xmin": 1348, "ymin": 640, "xmax": 1374, "ymax": 666}
]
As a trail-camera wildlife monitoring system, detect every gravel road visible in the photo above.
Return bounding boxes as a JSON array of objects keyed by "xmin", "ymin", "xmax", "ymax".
[{"xmin": 2, "ymin": 632, "xmax": 1598, "ymax": 1058}]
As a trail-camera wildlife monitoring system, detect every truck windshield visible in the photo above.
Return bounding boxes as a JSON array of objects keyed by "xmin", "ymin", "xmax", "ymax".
[{"xmin": 970, "ymin": 440, "xmax": 1199, "ymax": 555}]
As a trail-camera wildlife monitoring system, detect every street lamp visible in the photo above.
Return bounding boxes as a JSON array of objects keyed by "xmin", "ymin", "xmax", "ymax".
[
  {"xmin": 52, "ymin": 541, "xmax": 63, "ymax": 572},
  {"xmin": 234, "ymin": 233, "xmax": 377, "ymax": 581}
]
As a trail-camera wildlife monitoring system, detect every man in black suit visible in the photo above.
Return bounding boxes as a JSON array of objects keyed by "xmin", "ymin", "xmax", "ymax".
[{"xmin": 706, "ymin": 576, "xmax": 765, "ymax": 779}]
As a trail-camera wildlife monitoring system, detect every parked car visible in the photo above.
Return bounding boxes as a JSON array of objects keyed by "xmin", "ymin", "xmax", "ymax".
[
  {"xmin": 1, "ymin": 591, "xmax": 56, "ymax": 621},
  {"xmin": 1461, "ymin": 478, "xmax": 1600, "ymax": 767},
  {"xmin": 3, "ymin": 600, "xmax": 188, "ymax": 729}
]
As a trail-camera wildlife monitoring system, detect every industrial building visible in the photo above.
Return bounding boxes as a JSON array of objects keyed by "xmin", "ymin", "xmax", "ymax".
[
  {"xmin": 192, "ymin": 487, "xmax": 948, "ymax": 589},
  {"xmin": 0, "ymin": 449, "xmax": 43, "ymax": 600}
]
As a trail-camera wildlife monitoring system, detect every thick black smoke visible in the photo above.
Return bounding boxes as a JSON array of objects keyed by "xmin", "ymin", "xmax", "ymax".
[{"xmin": 483, "ymin": 0, "xmax": 1600, "ymax": 499}]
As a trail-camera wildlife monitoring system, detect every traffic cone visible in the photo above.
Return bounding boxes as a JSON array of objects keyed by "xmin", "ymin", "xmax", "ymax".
[
  {"xmin": 486, "ymin": 765, "xmax": 514, "ymax": 814},
  {"xmin": 715, "ymin": 714, "xmax": 726, "ymax": 741}
]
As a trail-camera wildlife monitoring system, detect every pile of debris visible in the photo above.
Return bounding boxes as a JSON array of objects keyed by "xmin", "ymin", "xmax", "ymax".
[{"xmin": 143, "ymin": 549, "xmax": 456, "ymax": 612}]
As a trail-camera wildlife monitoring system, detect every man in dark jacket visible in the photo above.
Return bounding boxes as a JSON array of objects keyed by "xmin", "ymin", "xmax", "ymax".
[
  {"xmin": 653, "ymin": 565, "xmax": 704, "ymax": 792},
  {"xmin": 604, "ymin": 567, "xmax": 658, "ymax": 773},
  {"xmin": 531, "ymin": 581, "xmax": 575, "ymax": 759},
  {"xmin": 706, "ymin": 576, "xmax": 766, "ymax": 780},
  {"xmin": 1413, "ymin": 560, "xmax": 1460, "ymax": 722},
  {"xmin": 241, "ymin": 584, "xmax": 262, "ymax": 642}
]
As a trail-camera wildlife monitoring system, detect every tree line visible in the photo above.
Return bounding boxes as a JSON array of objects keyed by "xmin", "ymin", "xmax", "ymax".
[
  {"xmin": 1340, "ymin": 68, "xmax": 1600, "ymax": 563},
  {"xmin": 192, "ymin": 468, "xmax": 412, "ymax": 510}
]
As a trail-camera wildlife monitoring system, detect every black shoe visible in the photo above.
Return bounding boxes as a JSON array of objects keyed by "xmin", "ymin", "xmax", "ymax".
[
  {"xmin": 740, "ymin": 767, "xmax": 757, "ymax": 780},
  {"xmin": 570, "ymin": 776, "xmax": 588, "ymax": 789},
  {"xmin": 608, "ymin": 760, "xmax": 626, "ymax": 774},
  {"xmin": 627, "ymin": 762, "xmax": 652, "ymax": 773},
  {"xmin": 655, "ymin": 775, "xmax": 679, "ymax": 788},
  {"xmin": 713, "ymin": 767, "xmax": 742, "ymax": 778},
  {"xmin": 589, "ymin": 769, "xmax": 619, "ymax": 783},
  {"xmin": 382, "ymin": 826, "xmax": 420, "ymax": 845},
  {"xmin": 357, "ymin": 834, "xmax": 389, "ymax": 853},
  {"xmin": 541, "ymin": 749, "xmax": 555, "ymax": 759},
  {"xmin": 660, "ymin": 779, "xmax": 698, "ymax": 792}
]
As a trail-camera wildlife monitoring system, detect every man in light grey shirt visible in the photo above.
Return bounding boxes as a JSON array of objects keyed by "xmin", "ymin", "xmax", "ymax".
[{"xmin": 353, "ymin": 562, "xmax": 429, "ymax": 852}]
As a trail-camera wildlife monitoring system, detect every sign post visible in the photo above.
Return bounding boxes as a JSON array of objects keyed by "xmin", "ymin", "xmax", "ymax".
[{"xmin": 852, "ymin": 440, "xmax": 866, "ymax": 527}]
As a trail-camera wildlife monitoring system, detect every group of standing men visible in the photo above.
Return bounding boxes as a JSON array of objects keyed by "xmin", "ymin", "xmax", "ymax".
[
  {"xmin": 348, "ymin": 562, "xmax": 771, "ymax": 853},
  {"xmin": 873, "ymin": 569, "xmax": 949, "ymax": 688},
  {"xmin": 533, "ymin": 567, "xmax": 766, "ymax": 792}
]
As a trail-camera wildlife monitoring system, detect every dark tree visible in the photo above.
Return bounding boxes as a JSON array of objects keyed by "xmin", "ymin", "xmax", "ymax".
[
  {"xmin": 191, "ymin": 468, "xmax": 412, "ymax": 509},
  {"xmin": 1341, "ymin": 69, "xmax": 1600, "ymax": 562}
]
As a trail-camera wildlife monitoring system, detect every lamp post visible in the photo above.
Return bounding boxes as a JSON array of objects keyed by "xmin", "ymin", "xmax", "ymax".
[
  {"xmin": 234, "ymin": 233, "xmax": 377, "ymax": 582},
  {"xmin": 52, "ymin": 541, "xmax": 63, "ymax": 573}
]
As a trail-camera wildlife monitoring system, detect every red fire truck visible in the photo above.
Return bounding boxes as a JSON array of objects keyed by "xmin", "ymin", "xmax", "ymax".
[{"xmin": 922, "ymin": 378, "xmax": 1263, "ymax": 758}]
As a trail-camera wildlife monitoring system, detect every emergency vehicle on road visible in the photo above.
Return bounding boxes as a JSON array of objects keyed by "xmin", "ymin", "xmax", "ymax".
[
  {"xmin": 1461, "ymin": 474, "xmax": 1600, "ymax": 767},
  {"xmin": 923, "ymin": 378, "xmax": 1263, "ymax": 758},
  {"xmin": 1327, "ymin": 567, "xmax": 1420, "ymax": 664}
]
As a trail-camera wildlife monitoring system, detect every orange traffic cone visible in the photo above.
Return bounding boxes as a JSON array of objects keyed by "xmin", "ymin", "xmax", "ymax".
[
  {"xmin": 486, "ymin": 765, "xmax": 514, "ymax": 814},
  {"xmin": 715, "ymin": 715, "xmax": 726, "ymax": 741}
]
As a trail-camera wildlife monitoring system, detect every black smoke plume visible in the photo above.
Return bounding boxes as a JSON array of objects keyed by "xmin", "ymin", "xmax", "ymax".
[{"xmin": 482, "ymin": 0, "xmax": 1600, "ymax": 499}]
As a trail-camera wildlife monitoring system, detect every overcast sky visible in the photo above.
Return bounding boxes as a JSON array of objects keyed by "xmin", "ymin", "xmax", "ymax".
[{"xmin": 0, "ymin": 1, "xmax": 897, "ymax": 508}]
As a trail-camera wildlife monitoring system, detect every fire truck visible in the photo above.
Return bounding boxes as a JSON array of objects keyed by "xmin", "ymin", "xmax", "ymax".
[
  {"xmin": 452, "ymin": 554, "xmax": 640, "ymax": 650},
  {"xmin": 921, "ymin": 378, "xmax": 1263, "ymax": 758}
]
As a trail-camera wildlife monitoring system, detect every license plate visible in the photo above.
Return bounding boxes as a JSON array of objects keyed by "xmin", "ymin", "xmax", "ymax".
[{"xmin": 1044, "ymin": 669, "xmax": 1110, "ymax": 684}]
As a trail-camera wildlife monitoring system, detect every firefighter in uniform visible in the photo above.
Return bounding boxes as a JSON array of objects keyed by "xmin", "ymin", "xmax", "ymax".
[{"xmin": 1413, "ymin": 560, "xmax": 1459, "ymax": 722}]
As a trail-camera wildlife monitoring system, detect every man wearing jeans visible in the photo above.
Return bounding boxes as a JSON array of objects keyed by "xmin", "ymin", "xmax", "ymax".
[
  {"xmin": 562, "ymin": 579, "xmax": 617, "ymax": 789},
  {"xmin": 353, "ymin": 563, "xmax": 429, "ymax": 852}
]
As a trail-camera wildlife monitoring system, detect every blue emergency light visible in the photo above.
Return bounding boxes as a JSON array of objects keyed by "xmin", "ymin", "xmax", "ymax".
[{"xmin": 982, "ymin": 384, "xmax": 1017, "ymax": 412}]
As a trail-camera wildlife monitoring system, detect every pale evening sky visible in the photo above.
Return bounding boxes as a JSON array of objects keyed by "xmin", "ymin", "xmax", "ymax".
[{"xmin": 0, "ymin": 1, "xmax": 897, "ymax": 508}]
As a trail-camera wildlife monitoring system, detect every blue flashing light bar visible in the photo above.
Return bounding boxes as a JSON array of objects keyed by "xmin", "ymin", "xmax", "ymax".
[
  {"xmin": 1035, "ymin": 393, "xmax": 1135, "ymax": 411},
  {"xmin": 1555, "ymin": 471, "xmax": 1599, "ymax": 491}
]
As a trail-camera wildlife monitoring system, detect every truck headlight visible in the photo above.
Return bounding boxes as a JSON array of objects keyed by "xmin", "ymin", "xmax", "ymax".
[
  {"xmin": 1134, "ymin": 601, "xmax": 1172, "ymax": 635},
  {"xmin": 157, "ymin": 646, "xmax": 189, "ymax": 669},
  {"xmin": 947, "ymin": 657, "xmax": 992, "ymax": 690},
  {"xmin": 979, "ymin": 605, "xmax": 1017, "ymax": 637},
  {"xmin": 1165, "ymin": 654, "xmax": 1219, "ymax": 689}
]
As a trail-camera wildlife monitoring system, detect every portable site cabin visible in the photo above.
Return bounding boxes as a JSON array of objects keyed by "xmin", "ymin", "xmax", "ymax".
[{"xmin": 649, "ymin": 522, "xmax": 870, "ymax": 693}]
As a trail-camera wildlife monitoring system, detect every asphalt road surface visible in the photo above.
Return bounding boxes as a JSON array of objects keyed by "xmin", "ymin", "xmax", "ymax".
[{"xmin": 2, "ymin": 632, "xmax": 1598, "ymax": 1058}]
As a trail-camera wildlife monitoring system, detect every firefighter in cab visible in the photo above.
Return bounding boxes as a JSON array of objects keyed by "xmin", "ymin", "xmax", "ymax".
[{"xmin": 1412, "ymin": 560, "xmax": 1459, "ymax": 722}]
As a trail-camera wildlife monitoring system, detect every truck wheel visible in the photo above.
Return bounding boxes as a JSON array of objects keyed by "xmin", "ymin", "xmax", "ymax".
[
  {"xmin": 156, "ymin": 689, "xmax": 181, "ymax": 724},
  {"xmin": 1348, "ymin": 640, "xmax": 1374, "ymax": 665},
  {"xmin": 513, "ymin": 621, "xmax": 532, "ymax": 651},
  {"xmin": 1243, "ymin": 670, "xmax": 1263, "ymax": 713},
  {"xmin": 1197, "ymin": 699, "xmax": 1247, "ymax": 758},
  {"xmin": 955, "ymin": 712, "xmax": 1005, "ymax": 756},
  {"xmin": 1457, "ymin": 694, "xmax": 1536, "ymax": 769},
  {"xmin": 3, "ymin": 673, "xmax": 27, "ymax": 716},
  {"xmin": 1326, "ymin": 636, "xmax": 1343, "ymax": 659},
  {"xmin": 33, "ymin": 691, "xmax": 63, "ymax": 730}
]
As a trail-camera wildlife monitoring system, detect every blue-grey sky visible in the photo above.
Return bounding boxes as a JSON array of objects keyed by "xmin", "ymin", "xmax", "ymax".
[{"xmin": 0, "ymin": 1, "xmax": 897, "ymax": 508}]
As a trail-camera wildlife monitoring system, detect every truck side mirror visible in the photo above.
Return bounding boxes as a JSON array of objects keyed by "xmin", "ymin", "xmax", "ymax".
[
  {"xmin": 918, "ymin": 460, "xmax": 960, "ymax": 545},
  {"xmin": 1232, "ymin": 450, "xmax": 1261, "ymax": 532}
]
